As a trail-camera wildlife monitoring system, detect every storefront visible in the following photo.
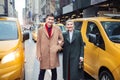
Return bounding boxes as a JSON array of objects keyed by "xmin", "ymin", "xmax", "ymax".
[{"xmin": 55, "ymin": 0, "xmax": 120, "ymax": 23}]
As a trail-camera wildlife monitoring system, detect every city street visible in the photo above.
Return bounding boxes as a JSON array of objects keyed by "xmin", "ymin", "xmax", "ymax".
[
  {"xmin": 24, "ymin": 31, "xmax": 95, "ymax": 80},
  {"xmin": 0, "ymin": 0, "xmax": 119, "ymax": 80}
]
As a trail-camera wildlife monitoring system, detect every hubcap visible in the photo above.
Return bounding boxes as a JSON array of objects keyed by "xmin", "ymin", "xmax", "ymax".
[{"xmin": 101, "ymin": 75, "xmax": 110, "ymax": 80}]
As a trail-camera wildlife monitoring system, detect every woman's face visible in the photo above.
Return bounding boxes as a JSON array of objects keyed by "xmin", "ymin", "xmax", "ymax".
[{"xmin": 66, "ymin": 21, "xmax": 74, "ymax": 32}]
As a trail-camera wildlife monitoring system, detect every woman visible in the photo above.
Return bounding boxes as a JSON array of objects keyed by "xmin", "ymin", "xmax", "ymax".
[{"xmin": 62, "ymin": 20, "xmax": 84, "ymax": 80}]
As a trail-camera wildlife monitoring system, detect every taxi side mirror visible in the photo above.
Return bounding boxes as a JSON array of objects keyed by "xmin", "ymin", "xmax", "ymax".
[
  {"xmin": 88, "ymin": 33, "xmax": 99, "ymax": 46},
  {"xmin": 23, "ymin": 32, "xmax": 29, "ymax": 42}
]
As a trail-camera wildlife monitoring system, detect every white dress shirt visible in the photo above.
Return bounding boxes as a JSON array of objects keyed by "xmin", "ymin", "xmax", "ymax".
[{"xmin": 69, "ymin": 31, "xmax": 73, "ymax": 43}]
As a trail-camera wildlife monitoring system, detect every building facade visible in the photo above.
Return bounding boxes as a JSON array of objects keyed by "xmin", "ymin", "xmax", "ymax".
[
  {"xmin": 24, "ymin": 0, "xmax": 120, "ymax": 24},
  {"xmin": 39, "ymin": 0, "xmax": 56, "ymax": 22},
  {"xmin": 24, "ymin": 0, "xmax": 57, "ymax": 24},
  {"xmin": 55, "ymin": 0, "xmax": 120, "ymax": 23},
  {"xmin": 0, "ymin": 0, "xmax": 16, "ymax": 17},
  {"xmin": 24, "ymin": 0, "xmax": 34, "ymax": 24}
]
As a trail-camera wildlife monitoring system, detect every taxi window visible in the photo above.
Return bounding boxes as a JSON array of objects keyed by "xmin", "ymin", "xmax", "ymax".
[
  {"xmin": 59, "ymin": 25, "xmax": 66, "ymax": 32},
  {"xmin": 101, "ymin": 21, "xmax": 120, "ymax": 36},
  {"xmin": 86, "ymin": 22, "xmax": 100, "ymax": 35},
  {"xmin": 0, "ymin": 21, "xmax": 18, "ymax": 40},
  {"xmin": 86, "ymin": 22, "xmax": 105, "ymax": 50},
  {"xmin": 74, "ymin": 21, "xmax": 82, "ymax": 30},
  {"xmin": 101, "ymin": 21, "xmax": 120, "ymax": 43}
]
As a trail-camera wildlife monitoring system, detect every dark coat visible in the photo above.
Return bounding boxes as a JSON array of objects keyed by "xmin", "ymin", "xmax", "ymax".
[{"xmin": 62, "ymin": 30, "xmax": 84, "ymax": 80}]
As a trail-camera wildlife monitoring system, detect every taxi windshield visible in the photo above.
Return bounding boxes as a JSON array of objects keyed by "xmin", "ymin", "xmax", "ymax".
[
  {"xmin": 101, "ymin": 21, "xmax": 120, "ymax": 43},
  {"xmin": 0, "ymin": 21, "xmax": 18, "ymax": 40}
]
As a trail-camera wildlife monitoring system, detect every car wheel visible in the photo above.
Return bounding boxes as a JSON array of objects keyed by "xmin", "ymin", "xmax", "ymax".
[
  {"xmin": 21, "ymin": 67, "xmax": 25, "ymax": 80},
  {"xmin": 99, "ymin": 70, "xmax": 114, "ymax": 80},
  {"xmin": 23, "ymin": 70, "xmax": 25, "ymax": 80}
]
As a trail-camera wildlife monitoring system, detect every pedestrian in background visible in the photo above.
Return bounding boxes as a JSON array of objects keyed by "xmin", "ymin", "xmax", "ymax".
[
  {"xmin": 36, "ymin": 13, "xmax": 64, "ymax": 80},
  {"xmin": 62, "ymin": 19, "xmax": 84, "ymax": 80}
]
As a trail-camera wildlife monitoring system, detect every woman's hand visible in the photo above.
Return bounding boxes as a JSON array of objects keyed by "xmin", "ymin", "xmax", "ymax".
[{"xmin": 79, "ymin": 57, "xmax": 84, "ymax": 62}]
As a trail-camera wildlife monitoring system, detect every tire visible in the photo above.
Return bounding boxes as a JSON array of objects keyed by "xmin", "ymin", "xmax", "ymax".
[
  {"xmin": 23, "ymin": 70, "xmax": 25, "ymax": 80},
  {"xmin": 99, "ymin": 70, "xmax": 114, "ymax": 80},
  {"xmin": 21, "ymin": 66, "xmax": 25, "ymax": 80}
]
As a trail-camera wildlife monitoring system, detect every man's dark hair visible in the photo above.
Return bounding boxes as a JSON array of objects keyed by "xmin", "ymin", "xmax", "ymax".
[{"xmin": 45, "ymin": 13, "xmax": 54, "ymax": 19}]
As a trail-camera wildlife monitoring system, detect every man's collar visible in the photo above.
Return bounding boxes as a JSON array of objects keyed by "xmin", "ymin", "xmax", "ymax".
[{"xmin": 45, "ymin": 23, "xmax": 53, "ymax": 28}]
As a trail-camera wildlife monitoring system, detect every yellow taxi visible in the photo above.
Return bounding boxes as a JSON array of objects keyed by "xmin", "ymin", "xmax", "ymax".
[
  {"xmin": 0, "ymin": 17, "xmax": 29, "ymax": 80},
  {"xmin": 32, "ymin": 23, "xmax": 66, "ymax": 42},
  {"xmin": 72, "ymin": 15, "xmax": 120, "ymax": 80},
  {"xmin": 55, "ymin": 23, "xmax": 66, "ymax": 33},
  {"xmin": 32, "ymin": 23, "xmax": 45, "ymax": 42}
]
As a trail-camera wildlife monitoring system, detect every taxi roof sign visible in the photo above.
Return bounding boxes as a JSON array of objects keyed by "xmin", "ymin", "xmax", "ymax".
[{"xmin": 104, "ymin": 14, "xmax": 120, "ymax": 19}]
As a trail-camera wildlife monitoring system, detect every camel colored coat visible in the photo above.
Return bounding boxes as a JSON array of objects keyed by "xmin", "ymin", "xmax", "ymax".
[{"xmin": 36, "ymin": 25, "xmax": 64, "ymax": 69}]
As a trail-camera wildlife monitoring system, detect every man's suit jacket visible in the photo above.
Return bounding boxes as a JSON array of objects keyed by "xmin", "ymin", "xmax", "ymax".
[{"xmin": 36, "ymin": 25, "xmax": 64, "ymax": 69}]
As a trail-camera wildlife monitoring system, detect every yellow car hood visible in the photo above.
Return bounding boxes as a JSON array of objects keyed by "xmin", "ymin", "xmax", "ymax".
[{"xmin": 0, "ymin": 40, "xmax": 19, "ymax": 52}]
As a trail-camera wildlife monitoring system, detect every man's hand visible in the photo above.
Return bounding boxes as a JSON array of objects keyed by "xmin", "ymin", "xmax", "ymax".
[
  {"xmin": 37, "ymin": 56, "xmax": 41, "ymax": 61},
  {"xmin": 58, "ymin": 40, "xmax": 62, "ymax": 44}
]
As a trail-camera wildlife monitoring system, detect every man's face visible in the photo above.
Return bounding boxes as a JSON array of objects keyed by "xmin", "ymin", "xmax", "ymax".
[
  {"xmin": 46, "ymin": 16, "xmax": 54, "ymax": 27},
  {"xmin": 66, "ymin": 21, "xmax": 74, "ymax": 31}
]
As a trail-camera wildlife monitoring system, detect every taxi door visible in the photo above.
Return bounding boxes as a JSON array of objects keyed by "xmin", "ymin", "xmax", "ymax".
[{"xmin": 82, "ymin": 21, "xmax": 104, "ymax": 78}]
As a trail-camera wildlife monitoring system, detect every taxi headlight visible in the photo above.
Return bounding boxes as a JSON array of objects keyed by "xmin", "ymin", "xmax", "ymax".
[{"xmin": 1, "ymin": 50, "xmax": 19, "ymax": 64}]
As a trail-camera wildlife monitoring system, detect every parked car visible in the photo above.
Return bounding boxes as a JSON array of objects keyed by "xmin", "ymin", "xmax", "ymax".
[
  {"xmin": 32, "ymin": 23, "xmax": 45, "ymax": 42},
  {"xmin": 72, "ymin": 16, "xmax": 120, "ymax": 80},
  {"xmin": 32, "ymin": 23, "xmax": 66, "ymax": 42},
  {"xmin": 0, "ymin": 17, "xmax": 29, "ymax": 80},
  {"xmin": 55, "ymin": 23, "xmax": 66, "ymax": 33}
]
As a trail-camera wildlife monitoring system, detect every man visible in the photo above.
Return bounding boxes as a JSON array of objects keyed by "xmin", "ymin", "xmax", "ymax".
[
  {"xmin": 36, "ymin": 13, "xmax": 64, "ymax": 80},
  {"xmin": 62, "ymin": 20, "xmax": 84, "ymax": 80}
]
